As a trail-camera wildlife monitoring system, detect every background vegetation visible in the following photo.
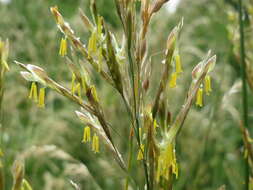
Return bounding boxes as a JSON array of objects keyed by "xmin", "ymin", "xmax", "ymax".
[{"xmin": 0, "ymin": 0, "xmax": 252, "ymax": 189}]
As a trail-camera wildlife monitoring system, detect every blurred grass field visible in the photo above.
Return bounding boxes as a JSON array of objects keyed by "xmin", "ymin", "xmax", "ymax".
[{"xmin": 0, "ymin": 0, "xmax": 252, "ymax": 189}]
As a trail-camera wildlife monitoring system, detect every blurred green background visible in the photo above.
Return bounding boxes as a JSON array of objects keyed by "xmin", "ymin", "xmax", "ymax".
[{"xmin": 0, "ymin": 0, "xmax": 252, "ymax": 189}]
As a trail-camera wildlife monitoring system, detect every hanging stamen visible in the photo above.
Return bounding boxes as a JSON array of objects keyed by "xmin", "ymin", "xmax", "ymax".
[
  {"xmin": 137, "ymin": 144, "xmax": 145, "ymax": 161},
  {"xmin": 92, "ymin": 134, "xmax": 99, "ymax": 153},
  {"xmin": 59, "ymin": 37, "xmax": 67, "ymax": 56},
  {"xmin": 169, "ymin": 72, "xmax": 177, "ymax": 88},
  {"xmin": 38, "ymin": 88, "xmax": 45, "ymax": 108},
  {"xmin": 82, "ymin": 126, "xmax": 91, "ymax": 143},
  {"xmin": 175, "ymin": 54, "xmax": 183, "ymax": 74},
  {"xmin": 196, "ymin": 87, "xmax": 203, "ymax": 107},
  {"xmin": 71, "ymin": 73, "xmax": 76, "ymax": 95},
  {"xmin": 204, "ymin": 75, "xmax": 212, "ymax": 95},
  {"xmin": 29, "ymin": 82, "xmax": 38, "ymax": 102}
]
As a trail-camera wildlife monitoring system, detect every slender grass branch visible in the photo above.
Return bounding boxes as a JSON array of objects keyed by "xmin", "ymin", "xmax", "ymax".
[{"xmin": 238, "ymin": 0, "xmax": 249, "ymax": 189}]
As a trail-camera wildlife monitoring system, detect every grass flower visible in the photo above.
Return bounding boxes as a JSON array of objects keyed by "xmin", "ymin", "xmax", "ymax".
[
  {"xmin": 71, "ymin": 73, "xmax": 76, "ymax": 95},
  {"xmin": 175, "ymin": 54, "xmax": 183, "ymax": 74},
  {"xmin": 38, "ymin": 87, "xmax": 45, "ymax": 108},
  {"xmin": 88, "ymin": 32, "xmax": 97, "ymax": 57},
  {"xmin": 169, "ymin": 72, "xmax": 177, "ymax": 88},
  {"xmin": 137, "ymin": 144, "xmax": 145, "ymax": 161},
  {"xmin": 92, "ymin": 134, "xmax": 99, "ymax": 153},
  {"xmin": 156, "ymin": 143, "xmax": 178, "ymax": 182},
  {"xmin": 59, "ymin": 37, "xmax": 67, "ymax": 57},
  {"xmin": 204, "ymin": 75, "xmax": 212, "ymax": 95},
  {"xmin": 82, "ymin": 126, "xmax": 91, "ymax": 143},
  {"xmin": 196, "ymin": 87, "xmax": 203, "ymax": 107},
  {"xmin": 28, "ymin": 82, "xmax": 38, "ymax": 102}
]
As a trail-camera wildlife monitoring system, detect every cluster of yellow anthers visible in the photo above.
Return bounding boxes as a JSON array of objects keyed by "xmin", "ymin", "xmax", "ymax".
[
  {"xmin": 196, "ymin": 75, "xmax": 212, "ymax": 107},
  {"xmin": 57, "ymin": 8, "xmax": 104, "ymax": 71},
  {"xmin": 28, "ymin": 82, "xmax": 45, "ymax": 108},
  {"xmin": 166, "ymin": 49, "xmax": 213, "ymax": 107},
  {"xmin": 169, "ymin": 53, "xmax": 183, "ymax": 88},
  {"xmin": 71, "ymin": 73, "xmax": 82, "ymax": 101},
  {"xmin": 82, "ymin": 126, "xmax": 100, "ymax": 153},
  {"xmin": 156, "ymin": 144, "xmax": 178, "ymax": 182}
]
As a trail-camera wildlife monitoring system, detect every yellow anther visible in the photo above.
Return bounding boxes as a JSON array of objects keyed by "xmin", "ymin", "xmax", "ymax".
[
  {"xmin": 91, "ymin": 85, "xmax": 99, "ymax": 102},
  {"xmin": 154, "ymin": 119, "xmax": 158, "ymax": 131},
  {"xmin": 71, "ymin": 73, "xmax": 76, "ymax": 95},
  {"xmin": 137, "ymin": 144, "xmax": 145, "ymax": 161},
  {"xmin": 196, "ymin": 87, "xmax": 203, "ymax": 107},
  {"xmin": 82, "ymin": 126, "xmax": 91, "ymax": 143},
  {"xmin": 175, "ymin": 54, "xmax": 183, "ymax": 74},
  {"xmin": 59, "ymin": 37, "xmax": 67, "ymax": 56},
  {"xmin": 88, "ymin": 32, "xmax": 97, "ymax": 57},
  {"xmin": 169, "ymin": 72, "xmax": 177, "ymax": 88},
  {"xmin": 204, "ymin": 75, "xmax": 212, "ymax": 95},
  {"xmin": 97, "ymin": 16, "xmax": 103, "ymax": 37},
  {"xmin": 98, "ymin": 47, "xmax": 103, "ymax": 73},
  {"xmin": 29, "ymin": 82, "xmax": 38, "ymax": 102},
  {"xmin": 38, "ymin": 88, "xmax": 45, "ymax": 108},
  {"xmin": 92, "ymin": 134, "xmax": 99, "ymax": 153}
]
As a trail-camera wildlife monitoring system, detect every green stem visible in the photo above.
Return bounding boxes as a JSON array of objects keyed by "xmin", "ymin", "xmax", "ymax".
[
  {"xmin": 127, "ymin": 47, "xmax": 150, "ymax": 190},
  {"xmin": 125, "ymin": 131, "xmax": 133, "ymax": 190},
  {"xmin": 238, "ymin": 0, "xmax": 249, "ymax": 189}
]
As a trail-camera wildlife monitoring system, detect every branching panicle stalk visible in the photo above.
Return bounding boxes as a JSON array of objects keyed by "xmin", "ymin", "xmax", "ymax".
[{"xmin": 15, "ymin": 1, "xmax": 217, "ymax": 189}]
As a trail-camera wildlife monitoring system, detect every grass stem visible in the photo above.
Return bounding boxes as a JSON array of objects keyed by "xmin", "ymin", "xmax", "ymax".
[{"xmin": 238, "ymin": 0, "xmax": 249, "ymax": 189}]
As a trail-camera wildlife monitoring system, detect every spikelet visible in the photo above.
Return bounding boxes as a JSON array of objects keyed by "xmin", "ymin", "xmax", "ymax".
[
  {"xmin": 75, "ymin": 83, "xmax": 82, "ymax": 99},
  {"xmin": 91, "ymin": 85, "xmax": 99, "ymax": 103},
  {"xmin": 98, "ymin": 47, "xmax": 103, "ymax": 73},
  {"xmin": 137, "ymin": 144, "xmax": 145, "ymax": 161},
  {"xmin": 22, "ymin": 179, "xmax": 33, "ymax": 190},
  {"xmin": 156, "ymin": 144, "xmax": 178, "ymax": 182},
  {"xmin": 88, "ymin": 32, "xmax": 97, "ymax": 57},
  {"xmin": 97, "ymin": 16, "xmax": 103, "ymax": 37},
  {"xmin": 71, "ymin": 73, "xmax": 76, "ymax": 95}
]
